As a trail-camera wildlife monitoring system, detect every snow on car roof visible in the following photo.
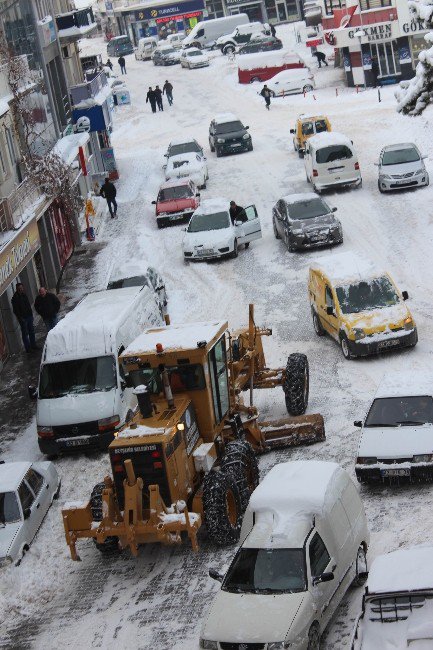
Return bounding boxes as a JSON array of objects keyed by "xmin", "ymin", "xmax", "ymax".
[
  {"xmin": 375, "ymin": 371, "xmax": 433, "ymax": 399},
  {"xmin": 382, "ymin": 142, "xmax": 418, "ymax": 151},
  {"xmin": 367, "ymin": 546, "xmax": 433, "ymax": 594},
  {"xmin": 108, "ymin": 260, "xmax": 151, "ymax": 281},
  {"xmin": 214, "ymin": 112, "xmax": 239, "ymax": 124},
  {"xmin": 123, "ymin": 321, "xmax": 226, "ymax": 355},
  {"xmin": 310, "ymin": 252, "xmax": 382, "ymax": 286},
  {"xmin": 195, "ymin": 197, "xmax": 229, "ymax": 214},
  {"xmin": 238, "ymin": 50, "xmax": 303, "ymax": 70},
  {"xmin": 298, "ymin": 113, "xmax": 328, "ymax": 120},
  {"xmin": 186, "ymin": 47, "xmax": 203, "ymax": 54},
  {"xmin": 167, "ymin": 152, "xmax": 198, "ymax": 163},
  {"xmin": 0, "ymin": 462, "xmax": 31, "ymax": 492},
  {"xmin": 282, "ymin": 192, "xmax": 321, "ymax": 204},
  {"xmin": 169, "ymin": 137, "xmax": 199, "ymax": 146},
  {"xmin": 159, "ymin": 178, "xmax": 194, "ymax": 189},
  {"xmin": 308, "ymin": 131, "xmax": 353, "ymax": 148}
]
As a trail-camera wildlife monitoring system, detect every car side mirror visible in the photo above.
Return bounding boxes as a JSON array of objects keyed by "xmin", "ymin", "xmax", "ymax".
[
  {"xmin": 28, "ymin": 385, "xmax": 38, "ymax": 400},
  {"xmin": 351, "ymin": 140, "xmax": 354, "ymax": 145},
  {"xmin": 245, "ymin": 125, "xmax": 249, "ymax": 129},
  {"xmin": 326, "ymin": 306, "xmax": 334, "ymax": 316},
  {"xmin": 24, "ymin": 507, "xmax": 31, "ymax": 520},
  {"xmin": 402, "ymin": 290, "xmax": 409, "ymax": 300},
  {"xmin": 151, "ymin": 200, "xmax": 156, "ymax": 204},
  {"xmin": 313, "ymin": 571, "xmax": 334, "ymax": 586},
  {"xmin": 290, "ymin": 129, "xmax": 295, "ymax": 134},
  {"xmin": 332, "ymin": 207, "xmax": 337, "ymax": 212},
  {"xmin": 354, "ymin": 420, "xmax": 362, "ymax": 427},
  {"xmin": 209, "ymin": 568, "xmax": 223, "ymax": 582}
]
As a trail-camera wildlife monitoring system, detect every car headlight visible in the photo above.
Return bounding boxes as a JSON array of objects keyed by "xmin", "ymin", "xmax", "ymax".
[
  {"xmin": 199, "ymin": 641, "xmax": 218, "ymax": 649},
  {"xmin": 357, "ymin": 457, "xmax": 378, "ymax": 465},
  {"xmin": 217, "ymin": 138, "xmax": 225, "ymax": 143},
  {"xmin": 353, "ymin": 328, "xmax": 365, "ymax": 340},
  {"xmin": 242, "ymin": 133, "xmax": 250, "ymax": 140},
  {"xmin": 0, "ymin": 556, "xmax": 13, "ymax": 568},
  {"xmin": 404, "ymin": 317, "xmax": 414, "ymax": 330},
  {"xmin": 380, "ymin": 173, "xmax": 391, "ymax": 180},
  {"xmin": 413, "ymin": 454, "xmax": 433, "ymax": 463}
]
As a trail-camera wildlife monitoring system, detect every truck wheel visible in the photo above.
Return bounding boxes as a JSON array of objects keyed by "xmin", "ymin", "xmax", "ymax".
[
  {"xmin": 223, "ymin": 44, "xmax": 235, "ymax": 55},
  {"xmin": 352, "ymin": 545, "xmax": 368, "ymax": 587},
  {"xmin": 284, "ymin": 353, "xmax": 309, "ymax": 416},
  {"xmin": 203, "ymin": 470, "xmax": 242, "ymax": 545},
  {"xmin": 221, "ymin": 440, "xmax": 259, "ymax": 512},
  {"xmin": 90, "ymin": 483, "xmax": 120, "ymax": 554}
]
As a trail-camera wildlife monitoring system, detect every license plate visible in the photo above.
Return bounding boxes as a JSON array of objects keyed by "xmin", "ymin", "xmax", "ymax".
[
  {"xmin": 64, "ymin": 437, "xmax": 92, "ymax": 447},
  {"xmin": 378, "ymin": 339, "xmax": 400, "ymax": 349},
  {"xmin": 230, "ymin": 143, "xmax": 242, "ymax": 148},
  {"xmin": 169, "ymin": 214, "xmax": 183, "ymax": 220},
  {"xmin": 311, "ymin": 235, "xmax": 326, "ymax": 242},
  {"xmin": 380, "ymin": 468, "xmax": 410, "ymax": 477},
  {"xmin": 196, "ymin": 249, "xmax": 213, "ymax": 256}
]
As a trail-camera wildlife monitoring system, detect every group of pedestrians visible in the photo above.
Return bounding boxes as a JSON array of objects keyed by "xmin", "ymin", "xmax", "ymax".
[
  {"xmin": 146, "ymin": 81, "xmax": 173, "ymax": 113},
  {"xmin": 11, "ymin": 284, "xmax": 61, "ymax": 353}
]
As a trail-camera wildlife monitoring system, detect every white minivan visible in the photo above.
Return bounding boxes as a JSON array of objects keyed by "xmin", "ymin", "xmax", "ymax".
[
  {"xmin": 35, "ymin": 286, "xmax": 164, "ymax": 456},
  {"xmin": 183, "ymin": 14, "xmax": 249, "ymax": 49},
  {"xmin": 135, "ymin": 37, "xmax": 158, "ymax": 61},
  {"xmin": 304, "ymin": 132, "xmax": 362, "ymax": 193},
  {"xmin": 201, "ymin": 460, "xmax": 370, "ymax": 649}
]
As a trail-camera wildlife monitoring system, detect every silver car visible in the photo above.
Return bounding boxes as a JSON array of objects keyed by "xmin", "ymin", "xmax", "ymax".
[{"xmin": 376, "ymin": 143, "xmax": 429, "ymax": 192}]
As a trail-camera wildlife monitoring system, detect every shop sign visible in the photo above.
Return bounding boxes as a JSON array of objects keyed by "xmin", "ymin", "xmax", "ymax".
[
  {"xmin": 226, "ymin": 0, "xmax": 250, "ymax": 4},
  {"xmin": 348, "ymin": 23, "xmax": 394, "ymax": 42},
  {"xmin": 402, "ymin": 19, "xmax": 427, "ymax": 34},
  {"xmin": 0, "ymin": 219, "xmax": 40, "ymax": 296},
  {"xmin": 135, "ymin": 0, "xmax": 204, "ymax": 21},
  {"xmin": 38, "ymin": 16, "xmax": 56, "ymax": 47}
]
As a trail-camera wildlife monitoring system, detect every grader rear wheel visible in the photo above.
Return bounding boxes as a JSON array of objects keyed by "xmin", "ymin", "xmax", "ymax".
[
  {"xmin": 284, "ymin": 353, "xmax": 309, "ymax": 416},
  {"xmin": 221, "ymin": 440, "xmax": 259, "ymax": 513},
  {"xmin": 90, "ymin": 483, "xmax": 120, "ymax": 554},
  {"xmin": 203, "ymin": 470, "xmax": 242, "ymax": 545}
]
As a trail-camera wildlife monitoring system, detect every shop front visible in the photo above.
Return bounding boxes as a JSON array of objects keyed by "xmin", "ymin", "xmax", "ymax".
[
  {"xmin": 226, "ymin": 0, "xmax": 267, "ymax": 23},
  {"xmin": 397, "ymin": 0, "xmax": 430, "ymax": 69},
  {"xmin": 127, "ymin": 1, "xmax": 206, "ymax": 42},
  {"xmin": 263, "ymin": 0, "xmax": 301, "ymax": 24}
]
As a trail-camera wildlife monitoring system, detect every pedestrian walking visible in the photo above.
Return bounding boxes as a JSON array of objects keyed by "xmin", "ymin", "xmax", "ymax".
[
  {"xmin": 34, "ymin": 287, "xmax": 61, "ymax": 332},
  {"xmin": 11, "ymin": 283, "xmax": 38, "ymax": 353},
  {"xmin": 100, "ymin": 177, "xmax": 117, "ymax": 218},
  {"xmin": 163, "ymin": 80, "xmax": 173, "ymax": 106},
  {"xmin": 270, "ymin": 23, "xmax": 276, "ymax": 38},
  {"xmin": 154, "ymin": 85, "xmax": 164, "ymax": 111},
  {"xmin": 311, "ymin": 50, "xmax": 328, "ymax": 68},
  {"xmin": 371, "ymin": 56, "xmax": 379, "ymax": 88},
  {"xmin": 106, "ymin": 58, "xmax": 113, "ymax": 71},
  {"xmin": 146, "ymin": 86, "xmax": 157, "ymax": 113},
  {"xmin": 118, "ymin": 55, "xmax": 126, "ymax": 74},
  {"xmin": 260, "ymin": 84, "xmax": 272, "ymax": 110}
]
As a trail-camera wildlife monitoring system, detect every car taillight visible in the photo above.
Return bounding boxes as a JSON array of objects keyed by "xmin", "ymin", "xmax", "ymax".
[
  {"xmin": 113, "ymin": 463, "xmax": 124, "ymax": 473},
  {"xmin": 98, "ymin": 415, "xmax": 120, "ymax": 432},
  {"xmin": 153, "ymin": 461, "xmax": 163, "ymax": 469},
  {"xmin": 355, "ymin": 162, "xmax": 360, "ymax": 170},
  {"xmin": 152, "ymin": 451, "xmax": 161, "ymax": 458},
  {"xmin": 37, "ymin": 426, "xmax": 54, "ymax": 439},
  {"xmin": 313, "ymin": 169, "xmax": 318, "ymax": 177}
]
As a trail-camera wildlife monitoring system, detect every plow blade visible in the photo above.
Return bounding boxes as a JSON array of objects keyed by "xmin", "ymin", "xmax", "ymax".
[{"xmin": 259, "ymin": 414, "xmax": 325, "ymax": 450}]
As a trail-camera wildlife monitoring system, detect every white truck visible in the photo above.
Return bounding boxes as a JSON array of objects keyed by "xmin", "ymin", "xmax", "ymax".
[
  {"xmin": 216, "ymin": 22, "xmax": 270, "ymax": 55},
  {"xmin": 182, "ymin": 14, "xmax": 249, "ymax": 49}
]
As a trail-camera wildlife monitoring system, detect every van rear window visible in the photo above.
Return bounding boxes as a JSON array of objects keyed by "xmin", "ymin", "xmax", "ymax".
[{"xmin": 316, "ymin": 145, "xmax": 352, "ymax": 164}]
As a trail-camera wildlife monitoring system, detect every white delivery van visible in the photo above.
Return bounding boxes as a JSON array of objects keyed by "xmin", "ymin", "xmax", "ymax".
[
  {"xmin": 201, "ymin": 461, "xmax": 370, "ymax": 650},
  {"xmin": 135, "ymin": 36, "xmax": 158, "ymax": 60},
  {"xmin": 304, "ymin": 131, "xmax": 362, "ymax": 193},
  {"xmin": 183, "ymin": 14, "xmax": 249, "ymax": 49},
  {"xmin": 36, "ymin": 287, "xmax": 164, "ymax": 456}
]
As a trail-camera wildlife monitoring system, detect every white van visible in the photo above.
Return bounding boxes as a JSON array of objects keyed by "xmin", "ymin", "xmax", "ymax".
[
  {"xmin": 183, "ymin": 14, "xmax": 249, "ymax": 49},
  {"xmin": 36, "ymin": 287, "xmax": 164, "ymax": 456},
  {"xmin": 201, "ymin": 461, "xmax": 370, "ymax": 650},
  {"xmin": 304, "ymin": 131, "xmax": 362, "ymax": 193},
  {"xmin": 166, "ymin": 32, "xmax": 186, "ymax": 49},
  {"xmin": 135, "ymin": 36, "xmax": 158, "ymax": 60}
]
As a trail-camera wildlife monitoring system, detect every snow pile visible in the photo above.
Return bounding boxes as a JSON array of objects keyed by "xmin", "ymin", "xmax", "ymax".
[
  {"xmin": 308, "ymin": 131, "xmax": 353, "ymax": 149},
  {"xmin": 117, "ymin": 423, "xmax": 167, "ymax": 439},
  {"xmin": 124, "ymin": 321, "xmax": 225, "ymax": 354}
]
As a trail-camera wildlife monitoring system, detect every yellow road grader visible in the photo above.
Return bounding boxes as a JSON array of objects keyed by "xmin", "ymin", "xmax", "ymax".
[{"xmin": 62, "ymin": 305, "xmax": 325, "ymax": 560}]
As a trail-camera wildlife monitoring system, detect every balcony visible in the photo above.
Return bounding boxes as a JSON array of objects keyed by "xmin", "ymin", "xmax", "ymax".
[
  {"xmin": 69, "ymin": 70, "xmax": 109, "ymax": 107},
  {"xmin": 56, "ymin": 7, "xmax": 97, "ymax": 42},
  {"xmin": 0, "ymin": 178, "xmax": 47, "ymax": 232}
]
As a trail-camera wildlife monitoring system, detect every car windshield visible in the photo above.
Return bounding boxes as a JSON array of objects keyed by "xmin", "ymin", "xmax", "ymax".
[
  {"xmin": 335, "ymin": 276, "xmax": 399, "ymax": 314},
  {"xmin": 222, "ymin": 548, "xmax": 307, "ymax": 594},
  {"xmin": 188, "ymin": 51, "xmax": 202, "ymax": 56},
  {"xmin": 169, "ymin": 142, "xmax": 200, "ymax": 156},
  {"xmin": 128, "ymin": 364, "xmax": 205, "ymax": 393},
  {"xmin": 39, "ymin": 355, "xmax": 117, "ymax": 398},
  {"xmin": 302, "ymin": 121, "xmax": 314, "ymax": 136},
  {"xmin": 316, "ymin": 145, "xmax": 353, "ymax": 164},
  {"xmin": 287, "ymin": 198, "xmax": 328, "ymax": 220},
  {"xmin": 215, "ymin": 121, "xmax": 244, "ymax": 134},
  {"xmin": 159, "ymin": 186, "xmax": 194, "ymax": 201},
  {"xmin": 382, "ymin": 148, "xmax": 420, "ymax": 166},
  {"xmin": 188, "ymin": 211, "xmax": 230, "ymax": 232},
  {"xmin": 0, "ymin": 491, "xmax": 21, "ymax": 524},
  {"xmin": 107, "ymin": 275, "xmax": 150, "ymax": 290},
  {"xmin": 161, "ymin": 48, "xmax": 175, "ymax": 55},
  {"xmin": 315, "ymin": 120, "xmax": 328, "ymax": 133},
  {"xmin": 365, "ymin": 396, "xmax": 433, "ymax": 427}
]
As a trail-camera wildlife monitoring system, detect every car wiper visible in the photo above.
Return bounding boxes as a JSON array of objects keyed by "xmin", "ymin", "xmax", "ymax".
[
  {"xmin": 365, "ymin": 423, "xmax": 396, "ymax": 427},
  {"xmin": 396, "ymin": 420, "xmax": 426, "ymax": 426}
]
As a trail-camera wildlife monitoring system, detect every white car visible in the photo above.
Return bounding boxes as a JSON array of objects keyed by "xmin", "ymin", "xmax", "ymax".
[
  {"xmin": 0, "ymin": 461, "xmax": 60, "ymax": 567},
  {"xmin": 165, "ymin": 152, "xmax": 209, "ymax": 189},
  {"xmin": 351, "ymin": 546, "xmax": 433, "ymax": 649},
  {"xmin": 107, "ymin": 261, "xmax": 167, "ymax": 311},
  {"xmin": 355, "ymin": 371, "xmax": 433, "ymax": 484},
  {"xmin": 183, "ymin": 198, "xmax": 262, "ymax": 261},
  {"xmin": 376, "ymin": 142, "xmax": 429, "ymax": 193},
  {"xmin": 180, "ymin": 48, "xmax": 209, "ymax": 68},
  {"xmin": 266, "ymin": 68, "xmax": 315, "ymax": 96}
]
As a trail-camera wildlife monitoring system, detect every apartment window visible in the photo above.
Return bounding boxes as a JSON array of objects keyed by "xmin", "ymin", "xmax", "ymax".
[
  {"xmin": 4, "ymin": 127, "xmax": 16, "ymax": 164},
  {"xmin": 0, "ymin": 142, "xmax": 7, "ymax": 176},
  {"xmin": 205, "ymin": 0, "xmax": 224, "ymax": 19},
  {"xmin": 359, "ymin": 0, "xmax": 391, "ymax": 9},
  {"xmin": 324, "ymin": 0, "xmax": 346, "ymax": 15}
]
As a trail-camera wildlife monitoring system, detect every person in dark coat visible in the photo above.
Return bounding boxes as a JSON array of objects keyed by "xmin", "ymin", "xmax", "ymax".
[
  {"xmin": 11, "ymin": 283, "xmax": 38, "ymax": 352},
  {"xmin": 230, "ymin": 201, "xmax": 250, "ymax": 248},
  {"xmin": 154, "ymin": 85, "xmax": 164, "ymax": 111},
  {"xmin": 34, "ymin": 287, "xmax": 60, "ymax": 332},
  {"xmin": 118, "ymin": 55, "xmax": 126, "ymax": 74},
  {"xmin": 100, "ymin": 177, "xmax": 117, "ymax": 218},
  {"xmin": 146, "ymin": 87, "xmax": 157, "ymax": 113},
  {"xmin": 270, "ymin": 23, "xmax": 276, "ymax": 38},
  {"xmin": 163, "ymin": 80, "xmax": 173, "ymax": 106},
  {"xmin": 260, "ymin": 85, "xmax": 272, "ymax": 110},
  {"xmin": 371, "ymin": 56, "xmax": 379, "ymax": 87},
  {"xmin": 106, "ymin": 58, "xmax": 113, "ymax": 71},
  {"xmin": 312, "ymin": 50, "xmax": 328, "ymax": 68}
]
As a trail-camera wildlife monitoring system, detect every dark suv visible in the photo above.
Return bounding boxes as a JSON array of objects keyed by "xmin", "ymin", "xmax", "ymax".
[
  {"xmin": 239, "ymin": 36, "xmax": 283, "ymax": 54},
  {"xmin": 209, "ymin": 114, "xmax": 253, "ymax": 157}
]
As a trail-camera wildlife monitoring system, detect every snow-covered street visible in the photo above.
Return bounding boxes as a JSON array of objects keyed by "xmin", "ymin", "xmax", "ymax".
[{"xmin": 2, "ymin": 26, "xmax": 433, "ymax": 649}]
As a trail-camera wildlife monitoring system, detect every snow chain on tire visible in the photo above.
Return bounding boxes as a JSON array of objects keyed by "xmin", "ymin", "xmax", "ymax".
[
  {"xmin": 221, "ymin": 440, "xmax": 260, "ymax": 513},
  {"xmin": 284, "ymin": 353, "xmax": 309, "ymax": 416},
  {"xmin": 90, "ymin": 483, "xmax": 120, "ymax": 554},
  {"xmin": 203, "ymin": 470, "xmax": 242, "ymax": 545}
]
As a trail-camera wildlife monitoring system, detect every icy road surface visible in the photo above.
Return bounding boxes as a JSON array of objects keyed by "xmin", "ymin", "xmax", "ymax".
[{"xmin": 2, "ymin": 26, "xmax": 433, "ymax": 650}]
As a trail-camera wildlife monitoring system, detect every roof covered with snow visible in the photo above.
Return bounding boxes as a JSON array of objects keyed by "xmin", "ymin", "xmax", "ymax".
[
  {"xmin": 123, "ymin": 321, "xmax": 226, "ymax": 356},
  {"xmin": 214, "ymin": 112, "xmax": 238, "ymax": 124},
  {"xmin": 166, "ymin": 152, "xmax": 199, "ymax": 164},
  {"xmin": 52, "ymin": 132, "xmax": 90, "ymax": 166},
  {"xmin": 0, "ymin": 462, "xmax": 31, "ymax": 492},
  {"xmin": 310, "ymin": 252, "xmax": 382, "ymax": 286},
  {"xmin": 375, "ymin": 371, "xmax": 433, "ymax": 399},
  {"xmin": 238, "ymin": 50, "xmax": 303, "ymax": 70},
  {"xmin": 308, "ymin": 131, "xmax": 353, "ymax": 148},
  {"xmin": 195, "ymin": 198, "xmax": 229, "ymax": 215},
  {"xmin": 159, "ymin": 178, "xmax": 194, "ymax": 190},
  {"xmin": 367, "ymin": 546, "xmax": 433, "ymax": 594},
  {"xmin": 108, "ymin": 260, "xmax": 152, "ymax": 282},
  {"xmin": 282, "ymin": 192, "xmax": 321, "ymax": 204}
]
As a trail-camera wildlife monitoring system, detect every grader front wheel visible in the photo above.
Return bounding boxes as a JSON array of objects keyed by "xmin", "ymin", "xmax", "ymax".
[
  {"xmin": 284, "ymin": 353, "xmax": 309, "ymax": 416},
  {"xmin": 90, "ymin": 483, "xmax": 120, "ymax": 554},
  {"xmin": 203, "ymin": 470, "xmax": 242, "ymax": 545},
  {"xmin": 221, "ymin": 440, "xmax": 259, "ymax": 513}
]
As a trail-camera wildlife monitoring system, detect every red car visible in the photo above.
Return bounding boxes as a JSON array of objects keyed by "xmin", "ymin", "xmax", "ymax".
[
  {"xmin": 238, "ymin": 50, "xmax": 305, "ymax": 84},
  {"xmin": 152, "ymin": 179, "xmax": 200, "ymax": 228}
]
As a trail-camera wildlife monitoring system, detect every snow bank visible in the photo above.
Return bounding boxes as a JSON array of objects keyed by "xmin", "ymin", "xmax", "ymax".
[
  {"xmin": 367, "ymin": 546, "xmax": 433, "ymax": 593},
  {"xmin": 53, "ymin": 133, "xmax": 90, "ymax": 166}
]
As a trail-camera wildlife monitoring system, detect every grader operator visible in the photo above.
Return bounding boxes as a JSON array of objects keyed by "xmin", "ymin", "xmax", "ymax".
[{"xmin": 62, "ymin": 305, "xmax": 325, "ymax": 560}]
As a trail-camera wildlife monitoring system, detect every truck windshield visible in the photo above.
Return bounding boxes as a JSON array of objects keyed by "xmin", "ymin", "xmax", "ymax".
[
  {"xmin": 222, "ymin": 548, "xmax": 307, "ymax": 594},
  {"xmin": 39, "ymin": 355, "xmax": 117, "ymax": 398},
  {"xmin": 365, "ymin": 396, "xmax": 433, "ymax": 427},
  {"xmin": 335, "ymin": 276, "xmax": 399, "ymax": 314},
  {"xmin": 128, "ymin": 364, "xmax": 205, "ymax": 394},
  {"xmin": 0, "ymin": 491, "xmax": 21, "ymax": 524}
]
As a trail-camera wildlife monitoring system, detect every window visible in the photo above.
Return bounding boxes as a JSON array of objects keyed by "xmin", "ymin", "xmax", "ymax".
[
  {"xmin": 324, "ymin": 0, "xmax": 346, "ymax": 15},
  {"xmin": 309, "ymin": 533, "xmax": 331, "ymax": 577},
  {"xmin": 0, "ymin": 492, "xmax": 21, "ymax": 523},
  {"xmin": 18, "ymin": 481, "xmax": 35, "ymax": 512},
  {"xmin": 209, "ymin": 336, "xmax": 229, "ymax": 424},
  {"xmin": 5, "ymin": 126, "xmax": 16, "ymax": 164},
  {"xmin": 325, "ymin": 286, "xmax": 334, "ymax": 309},
  {"xmin": 0, "ymin": 141, "xmax": 7, "ymax": 175},
  {"xmin": 25, "ymin": 469, "xmax": 44, "ymax": 496},
  {"xmin": 359, "ymin": 0, "xmax": 391, "ymax": 9},
  {"xmin": 370, "ymin": 41, "xmax": 401, "ymax": 77}
]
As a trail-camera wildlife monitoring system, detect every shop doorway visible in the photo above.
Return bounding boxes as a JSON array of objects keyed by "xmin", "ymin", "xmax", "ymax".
[
  {"xmin": 277, "ymin": 1, "xmax": 288, "ymax": 21},
  {"xmin": 33, "ymin": 250, "xmax": 47, "ymax": 289},
  {"xmin": 370, "ymin": 41, "xmax": 401, "ymax": 78}
]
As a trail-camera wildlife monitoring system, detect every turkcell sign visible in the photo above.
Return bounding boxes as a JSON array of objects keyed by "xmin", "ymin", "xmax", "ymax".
[{"xmin": 135, "ymin": 0, "xmax": 204, "ymax": 20}]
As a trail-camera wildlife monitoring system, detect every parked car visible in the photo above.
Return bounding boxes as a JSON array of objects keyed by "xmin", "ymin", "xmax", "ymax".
[
  {"xmin": 376, "ymin": 142, "xmax": 429, "ymax": 193},
  {"xmin": 304, "ymin": 132, "xmax": 362, "ymax": 193},
  {"xmin": 238, "ymin": 35, "xmax": 283, "ymax": 54},
  {"xmin": 152, "ymin": 45, "xmax": 180, "ymax": 66},
  {"xmin": 135, "ymin": 36, "xmax": 158, "ymax": 61},
  {"xmin": 201, "ymin": 460, "xmax": 369, "ymax": 650},
  {"xmin": 351, "ymin": 546, "xmax": 433, "ymax": 649},
  {"xmin": 182, "ymin": 14, "xmax": 249, "ymax": 49},
  {"xmin": 180, "ymin": 47, "xmax": 210, "ymax": 68},
  {"xmin": 209, "ymin": 113, "xmax": 253, "ymax": 157},
  {"xmin": 266, "ymin": 68, "xmax": 315, "ymax": 98},
  {"xmin": 291, "ymin": 113, "xmax": 332, "ymax": 157},
  {"xmin": 152, "ymin": 179, "xmax": 200, "ymax": 228},
  {"xmin": 273, "ymin": 192, "xmax": 342, "ymax": 251},
  {"xmin": 0, "ymin": 461, "xmax": 60, "ymax": 566},
  {"xmin": 238, "ymin": 49, "xmax": 305, "ymax": 83},
  {"xmin": 216, "ymin": 21, "xmax": 269, "ymax": 54},
  {"xmin": 183, "ymin": 198, "xmax": 262, "ymax": 261},
  {"xmin": 107, "ymin": 261, "xmax": 167, "ymax": 309},
  {"xmin": 165, "ymin": 32, "xmax": 186, "ymax": 48},
  {"xmin": 165, "ymin": 152, "xmax": 208, "ymax": 189},
  {"xmin": 308, "ymin": 252, "xmax": 417, "ymax": 360},
  {"xmin": 355, "ymin": 371, "xmax": 433, "ymax": 483},
  {"xmin": 165, "ymin": 138, "xmax": 204, "ymax": 159}
]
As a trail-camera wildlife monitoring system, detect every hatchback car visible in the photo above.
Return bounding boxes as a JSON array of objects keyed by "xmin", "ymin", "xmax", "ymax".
[
  {"xmin": 209, "ymin": 113, "xmax": 253, "ymax": 157},
  {"xmin": 183, "ymin": 198, "xmax": 262, "ymax": 261},
  {"xmin": 273, "ymin": 192, "xmax": 342, "ymax": 251},
  {"xmin": 152, "ymin": 45, "xmax": 180, "ymax": 66},
  {"xmin": 165, "ymin": 138, "xmax": 204, "ymax": 160},
  {"xmin": 355, "ymin": 371, "xmax": 433, "ymax": 483},
  {"xmin": 107, "ymin": 262, "xmax": 167, "ymax": 310},
  {"xmin": 180, "ymin": 47, "xmax": 209, "ymax": 68},
  {"xmin": 165, "ymin": 152, "xmax": 208, "ymax": 189},
  {"xmin": 376, "ymin": 143, "xmax": 429, "ymax": 192},
  {"xmin": 152, "ymin": 179, "xmax": 200, "ymax": 228},
  {"xmin": 238, "ymin": 35, "xmax": 283, "ymax": 54},
  {"xmin": 0, "ymin": 461, "xmax": 60, "ymax": 567},
  {"xmin": 267, "ymin": 68, "xmax": 315, "ymax": 98}
]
